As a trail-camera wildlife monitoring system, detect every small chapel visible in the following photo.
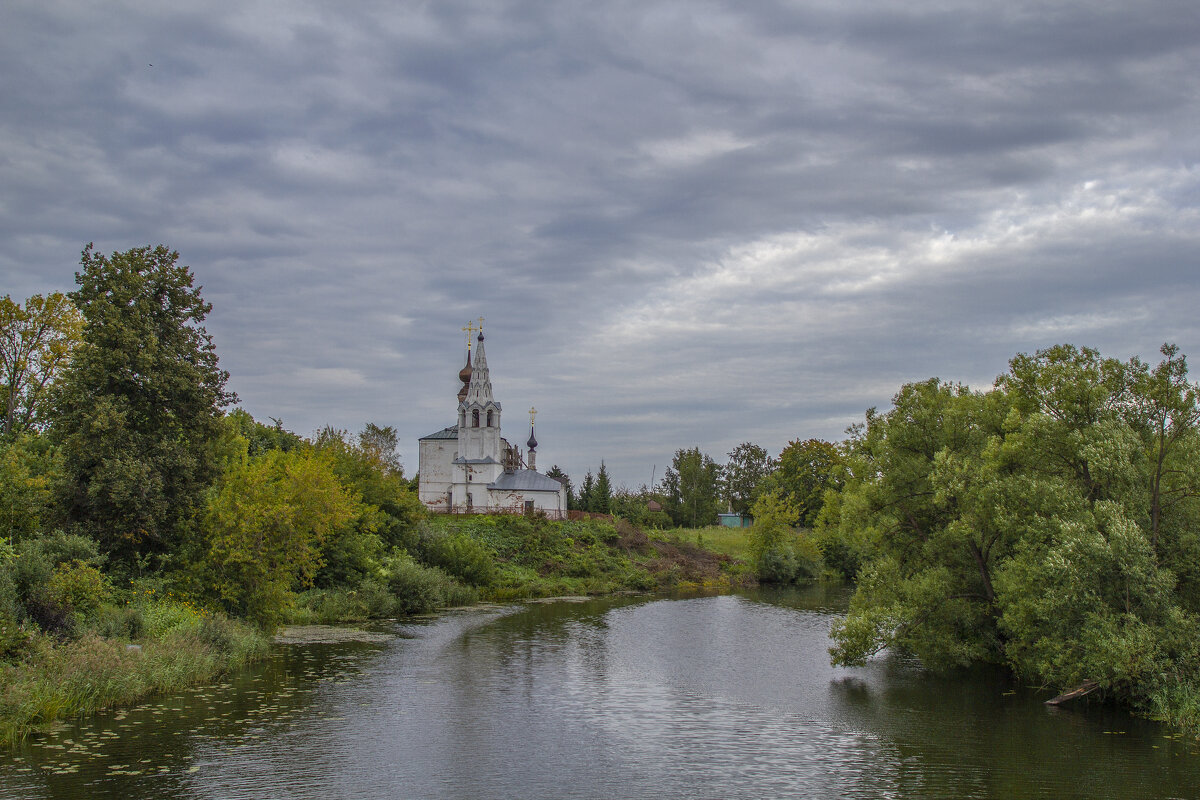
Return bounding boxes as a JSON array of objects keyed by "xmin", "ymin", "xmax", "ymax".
[{"xmin": 417, "ymin": 323, "xmax": 567, "ymax": 518}]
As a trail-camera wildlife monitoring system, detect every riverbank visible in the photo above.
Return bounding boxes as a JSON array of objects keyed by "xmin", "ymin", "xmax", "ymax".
[
  {"xmin": 286, "ymin": 516, "xmax": 754, "ymax": 625},
  {"xmin": 0, "ymin": 610, "xmax": 268, "ymax": 747},
  {"xmin": 1, "ymin": 517, "xmax": 754, "ymax": 745}
]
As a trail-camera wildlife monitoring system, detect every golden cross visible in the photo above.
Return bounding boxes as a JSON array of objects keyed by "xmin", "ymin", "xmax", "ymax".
[
  {"xmin": 529, "ymin": 406, "xmax": 537, "ymax": 426},
  {"xmin": 462, "ymin": 320, "xmax": 477, "ymax": 351},
  {"xmin": 477, "ymin": 315, "xmax": 485, "ymax": 335}
]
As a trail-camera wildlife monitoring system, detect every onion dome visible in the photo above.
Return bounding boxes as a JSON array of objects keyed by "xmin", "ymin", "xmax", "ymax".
[
  {"xmin": 457, "ymin": 352, "xmax": 472, "ymax": 402},
  {"xmin": 527, "ymin": 426, "xmax": 538, "ymax": 450}
]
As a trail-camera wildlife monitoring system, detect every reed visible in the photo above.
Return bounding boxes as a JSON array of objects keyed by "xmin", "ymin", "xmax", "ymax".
[{"xmin": 0, "ymin": 608, "xmax": 267, "ymax": 747}]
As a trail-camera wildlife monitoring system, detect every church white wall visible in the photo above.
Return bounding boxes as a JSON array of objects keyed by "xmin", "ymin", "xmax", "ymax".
[
  {"xmin": 418, "ymin": 439, "xmax": 456, "ymax": 508},
  {"xmin": 486, "ymin": 487, "xmax": 566, "ymax": 516}
]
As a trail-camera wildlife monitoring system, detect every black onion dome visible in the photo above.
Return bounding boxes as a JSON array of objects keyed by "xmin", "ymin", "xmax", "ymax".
[{"xmin": 527, "ymin": 427, "xmax": 538, "ymax": 450}]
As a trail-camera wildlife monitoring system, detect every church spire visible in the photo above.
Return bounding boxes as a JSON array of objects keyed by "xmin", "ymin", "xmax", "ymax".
[
  {"xmin": 457, "ymin": 320, "xmax": 502, "ymax": 463},
  {"xmin": 464, "ymin": 327, "xmax": 495, "ymax": 407}
]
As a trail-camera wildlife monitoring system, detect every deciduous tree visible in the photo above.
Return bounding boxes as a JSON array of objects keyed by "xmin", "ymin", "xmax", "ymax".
[
  {"xmin": 723, "ymin": 442, "xmax": 773, "ymax": 516},
  {"xmin": 0, "ymin": 293, "xmax": 83, "ymax": 436},
  {"xmin": 204, "ymin": 447, "xmax": 360, "ymax": 628},
  {"xmin": 51, "ymin": 244, "xmax": 234, "ymax": 567},
  {"xmin": 660, "ymin": 447, "xmax": 722, "ymax": 528},
  {"xmin": 761, "ymin": 438, "xmax": 843, "ymax": 527}
]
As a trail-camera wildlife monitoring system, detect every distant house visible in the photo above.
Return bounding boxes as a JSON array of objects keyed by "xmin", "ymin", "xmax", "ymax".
[
  {"xmin": 647, "ymin": 499, "xmax": 663, "ymax": 513},
  {"xmin": 717, "ymin": 513, "xmax": 752, "ymax": 528}
]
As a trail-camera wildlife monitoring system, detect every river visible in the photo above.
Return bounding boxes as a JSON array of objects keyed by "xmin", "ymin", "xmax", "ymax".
[{"xmin": 2, "ymin": 585, "xmax": 1197, "ymax": 799}]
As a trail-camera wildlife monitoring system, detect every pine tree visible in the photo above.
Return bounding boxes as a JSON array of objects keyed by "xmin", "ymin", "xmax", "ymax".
[
  {"xmin": 593, "ymin": 461, "xmax": 612, "ymax": 514},
  {"xmin": 580, "ymin": 470, "xmax": 595, "ymax": 513}
]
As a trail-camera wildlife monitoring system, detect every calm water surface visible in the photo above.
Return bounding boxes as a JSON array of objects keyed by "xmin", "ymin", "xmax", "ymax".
[{"xmin": 2, "ymin": 586, "xmax": 1198, "ymax": 799}]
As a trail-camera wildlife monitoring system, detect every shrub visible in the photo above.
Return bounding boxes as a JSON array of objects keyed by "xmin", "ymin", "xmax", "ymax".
[
  {"xmin": 0, "ymin": 550, "xmax": 18, "ymax": 621},
  {"xmin": 15, "ymin": 531, "xmax": 103, "ymax": 605},
  {"xmin": 133, "ymin": 592, "xmax": 207, "ymax": 640},
  {"xmin": 24, "ymin": 595, "xmax": 75, "ymax": 638},
  {"xmin": 315, "ymin": 526, "xmax": 384, "ymax": 588},
  {"xmin": 357, "ymin": 579, "xmax": 396, "ymax": 617},
  {"xmin": 0, "ymin": 612, "xmax": 31, "ymax": 661},
  {"xmin": 47, "ymin": 560, "xmax": 110, "ymax": 619},
  {"xmin": 94, "ymin": 605, "xmax": 146, "ymax": 640},
  {"xmin": 385, "ymin": 556, "xmax": 477, "ymax": 615},
  {"xmin": 416, "ymin": 526, "xmax": 497, "ymax": 586}
]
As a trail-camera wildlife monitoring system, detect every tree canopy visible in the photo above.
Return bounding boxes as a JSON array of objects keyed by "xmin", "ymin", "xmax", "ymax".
[
  {"xmin": 824, "ymin": 344, "xmax": 1200, "ymax": 720},
  {"xmin": 723, "ymin": 442, "xmax": 773, "ymax": 516},
  {"xmin": 761, "ymin": 438, "xmax": 844, "ymax": 528},
  {"xmin": 51, "ymin": 244, "xmax": 235, "ymax": 567},
  {"xmin": 659, "ymin": 447, "xmax": 723, "ymax": 527},
  {"xmin": 0, "ymin": 293, "xmax": 83, "ymax": 437}
]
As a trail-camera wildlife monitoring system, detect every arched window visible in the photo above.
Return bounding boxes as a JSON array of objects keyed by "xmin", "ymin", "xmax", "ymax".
[
  {"xmin": 459, "ymin": 411, "xmax": 466, "ymax": 428},
  {"xmin": 486, "ymin": 410, "xmax": 494, "ymax": 427},
  {"xmin": 472, "ymin": 409, "xmax": 480, "ymax": 427}
]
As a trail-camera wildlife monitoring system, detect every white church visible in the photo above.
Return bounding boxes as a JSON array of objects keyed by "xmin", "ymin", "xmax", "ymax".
[{"xmin": 417, "ymin": 324, "xmax": 568, "ymax": 518}]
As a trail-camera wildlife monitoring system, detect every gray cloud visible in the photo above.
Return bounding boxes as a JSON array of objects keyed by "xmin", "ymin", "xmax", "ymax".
[{"xmin": 2, "ymin": 0, "xmax": 1198, "ymax": 486}]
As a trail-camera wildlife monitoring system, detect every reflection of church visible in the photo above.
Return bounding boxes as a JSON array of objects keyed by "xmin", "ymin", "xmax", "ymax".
[{"xmin": 418, "ymin": 324, "xmax": 567, "ymax": 518}]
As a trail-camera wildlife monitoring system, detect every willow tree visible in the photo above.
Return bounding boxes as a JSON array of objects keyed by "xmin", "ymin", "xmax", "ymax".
[{"xmin": 829, "ymin": 344, "xmax": 1200, "ymax": 720}]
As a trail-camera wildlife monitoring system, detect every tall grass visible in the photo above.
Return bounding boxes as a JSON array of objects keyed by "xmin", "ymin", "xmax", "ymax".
[
  {"xmin": 0, "ymin": 603, "xmax": 267, "ymax": 746},
  {"xmin": 1149, "ymin": 682, "xmax": 1200, "ymax": 739}
]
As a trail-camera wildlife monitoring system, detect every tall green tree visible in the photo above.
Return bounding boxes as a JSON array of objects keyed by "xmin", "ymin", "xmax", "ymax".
[
  {"xmin": 203, "ymin": 447, "xmax": 361, "ymax": 628},
  {"xmin": 829, "ymin": 380, "xmax": 1015, "ymax": 668},
  {"xmin": 359, "ymin": 422, "xmax": 403, "ymax": 475},
  {"xmin": 591, "ymin": 462, "xmax": 613, "ymax": 513},
  {"xmin": 829, "ymin": 344, "xmax": 1200, "ymax": 721},
  {"xmin": 1127, "ymin": 344, "xmax": 1200, "ymax": 554},
  {"xmin": 760, "ymin": 438, "xmax": 843, "ymax": 527},
  {"xmin": 51, "ymin": 244, "xmax": 235, "ymax": 567},
  {"xmin": 579, "ymin": 470, "xmax": 595, "ymax": 513},
  {"xmin": 660, "ymin": 447, "xmax": 723, "ymax": 527},
  {"xmin": 0, "ymin": 293, "xmax": 83, "ymax": 436},
  {"xmin": 312, "ymin": 425, "xmax": 424, "ymax": 551},
  {"xmin": 222, "ymin": 408, "xmax": 302, "ymax": 457},
  {"xmin": 723, "ymin": 442, "xmax": 773, "ymax": 516},
  {"xmin": 0, "ymin": 434, "xmax": 62, "ymax": 544}
]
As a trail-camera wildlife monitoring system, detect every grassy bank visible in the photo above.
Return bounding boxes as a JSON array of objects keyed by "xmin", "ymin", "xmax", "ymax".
[
  {"xmin": 288, "ymin": 515, "xmax": 754, "ymax": 625},
  {"xmin": 672, "ymin": 525, "xmax": 754, "ymax": 561},
  {"xmin": 1, "ymin": 515, "xmax": 750, "ymax": 744},
  {"xmin": 0, "ymin": 597, "xmax": 268, "ymax": 747}
]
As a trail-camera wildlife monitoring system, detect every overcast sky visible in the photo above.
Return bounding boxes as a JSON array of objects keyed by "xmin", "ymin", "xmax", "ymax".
[{"xmin": 3, "ymin": 1, "xmax": 1199, "ymax": 487}]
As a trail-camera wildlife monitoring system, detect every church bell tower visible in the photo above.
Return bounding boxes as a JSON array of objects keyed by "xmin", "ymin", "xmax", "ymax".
[{"xmin": 457, "ymin": 324, "xmax": 502, "ymax": 465}]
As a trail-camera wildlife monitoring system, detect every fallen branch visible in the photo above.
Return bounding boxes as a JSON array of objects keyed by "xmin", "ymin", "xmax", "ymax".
[{"xmin": 1045, "ymin": 679, "xmax": 1100, "ymax": 705}]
